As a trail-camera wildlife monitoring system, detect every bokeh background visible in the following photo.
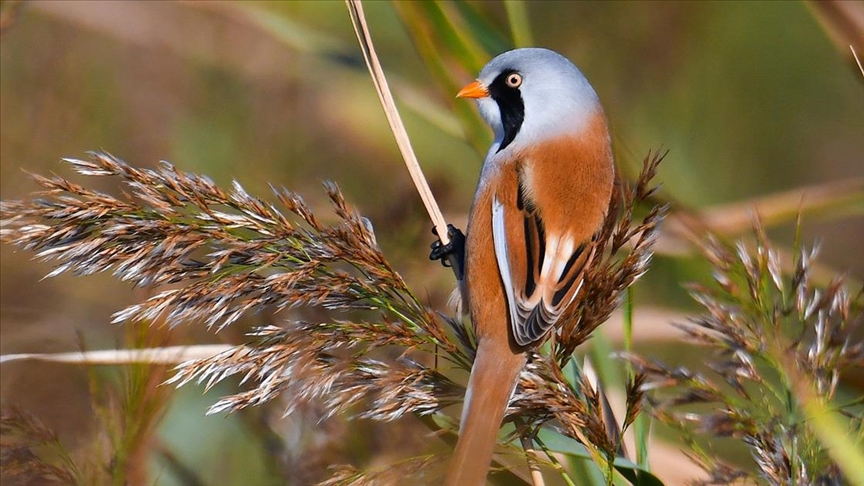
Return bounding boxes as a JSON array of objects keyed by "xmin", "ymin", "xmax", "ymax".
[{"xmin": 1, "ymin": 1, "xmax": 861, "ymax": 485}]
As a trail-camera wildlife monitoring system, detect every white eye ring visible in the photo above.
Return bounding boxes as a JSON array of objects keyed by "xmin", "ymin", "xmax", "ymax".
[{"xmin": 505, "ymin": 73, "xmax": 522, "ymax": 88}]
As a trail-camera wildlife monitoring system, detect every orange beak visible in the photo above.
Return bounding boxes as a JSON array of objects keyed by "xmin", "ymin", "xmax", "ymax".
[{"xmin": 456, "ymin": 80, "xmax": 489, "ymax": 99}]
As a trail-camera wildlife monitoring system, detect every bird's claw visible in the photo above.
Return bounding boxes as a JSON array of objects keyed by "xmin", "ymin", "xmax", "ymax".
[
  {"xmin": 429, "ymin": 224, "xmax": 464, "ymax": 262},
  {"xmin": 429, "ymin": 224, "xmax": 465, "ymax": 279}
]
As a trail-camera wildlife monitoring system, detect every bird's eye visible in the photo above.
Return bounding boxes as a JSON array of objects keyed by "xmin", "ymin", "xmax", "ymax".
[{"xmin": 505, "ymin": 73, "xmax": 522, "ymax": 88}]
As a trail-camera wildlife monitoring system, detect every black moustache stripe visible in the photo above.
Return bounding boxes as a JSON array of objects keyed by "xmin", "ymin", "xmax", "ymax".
[{"xmin": 489, "ymin": 70, "xmax": 524, "ymax": 152}]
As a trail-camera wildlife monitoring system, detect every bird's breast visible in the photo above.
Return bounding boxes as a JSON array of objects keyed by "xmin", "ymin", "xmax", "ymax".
[{"xmin": 518, "ymin": 111, "xmax": 613, "ymax": 242}]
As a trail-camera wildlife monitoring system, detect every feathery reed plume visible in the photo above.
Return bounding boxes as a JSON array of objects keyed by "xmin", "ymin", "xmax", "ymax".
[
  {"xmin": 1, "ymin": 152, "xmax": 436, "ymax": 335},
  {"xmin": 555, "ymin": 150, "xmax": 668, "ymax": 361},
  {"xmin": 0, "ymin": 407, "xmax": 79, "ymax": 485},
  {"xmin": 626, "ymin": 219, "xmax": 863, "ymax": 485},
  {"xmin": 319, "ymin": 455, "xmax": 442, "ymax": 486},
  {"xmin": 1, "ymin": 325, "xmax": 175, "ymax": 485},
  {"xmin": 1, "ymin": 150, "xmax": 666, "ymax": 483}
]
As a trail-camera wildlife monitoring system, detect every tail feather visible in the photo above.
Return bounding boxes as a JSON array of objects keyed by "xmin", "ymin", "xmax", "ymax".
[{"xmin": 445, "ymin": 342, "xmax": 526, "ymax": 486}]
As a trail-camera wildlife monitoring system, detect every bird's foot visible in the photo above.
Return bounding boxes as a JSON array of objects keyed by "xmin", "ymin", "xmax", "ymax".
[{"xmin": 429, "ymin": 224, "xmax": 465, "ymax": 280}]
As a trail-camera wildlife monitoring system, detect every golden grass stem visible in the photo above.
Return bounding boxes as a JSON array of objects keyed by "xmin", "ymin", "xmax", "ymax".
[
  {"xmin": 852, "ymin": 45, "xmax": 864, "ymax": 77},
  {"xmin": 0, "ymin": 345, "xmax": 235, "ymax": 365},
  {"xmin": 345, "ymin": 0, "xmax": 451, "ymax": 245},
  {"xmin": 519, "ymin": 433, "xmax": 546, "ymax": 486}
]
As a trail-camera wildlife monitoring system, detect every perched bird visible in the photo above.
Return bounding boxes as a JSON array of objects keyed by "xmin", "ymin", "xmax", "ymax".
[{"xmin": 431, "ymin": 48, "xmax": 614, "ymax": 485}]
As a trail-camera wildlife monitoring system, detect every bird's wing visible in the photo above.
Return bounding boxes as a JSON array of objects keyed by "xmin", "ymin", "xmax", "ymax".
[{"xmin": 492, "ymin": 184, "xmax": 592, "ymax": 346}]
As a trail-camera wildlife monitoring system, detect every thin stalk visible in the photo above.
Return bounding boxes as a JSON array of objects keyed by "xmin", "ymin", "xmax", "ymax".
[
  {"xmin": 503, "ymin": 1, "xmax": 533, "ymax": 47},
  {"xmin": 623, "ymin": 287, "xmax": 650, "ymax": 470},
  {"xmin": 851, "ymin": 45, "xmax": 864, "ymax": 77},
  {"xmin": 520, "ymin": 433, "xmax": 546, "ymax": 486},
  {"xmin": 533, "ymin": 434, "xmax": 577, "ymax": 486},
  {"xmin": 344, "ymin": 0, "xmax": 451, "ymax": 246}
]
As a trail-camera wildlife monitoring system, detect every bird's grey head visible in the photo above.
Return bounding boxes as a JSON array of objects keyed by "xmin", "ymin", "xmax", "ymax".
[{"xmin": 459, "ymin": 48, "xmax": 602, "ymax": 153}]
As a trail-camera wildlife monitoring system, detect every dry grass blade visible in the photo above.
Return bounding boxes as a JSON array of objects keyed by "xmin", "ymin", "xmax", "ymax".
[
  {"xmin": 345, "ymin": 0, "xmax": 450, "ymax": 245},
  {"xmin": 0, "ymin": 345, "xmax": 234, "ymax": 365},
  {"xmin": 852, "ymin": 45, "xmax": 864, "ymax": 77}
]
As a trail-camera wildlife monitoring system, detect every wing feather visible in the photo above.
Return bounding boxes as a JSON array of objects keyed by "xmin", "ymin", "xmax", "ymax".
[
  {"xmin": 491, "ymin": 196, "xmax": 522, "ymax": 330},
  {"xmin": 491, "ymin": 182, "xmax": 593, "ymax": 347}
]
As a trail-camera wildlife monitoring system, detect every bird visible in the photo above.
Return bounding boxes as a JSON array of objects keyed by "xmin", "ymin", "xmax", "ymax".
[{"xmin": 430, "ymin": 47, "xmax": 615, "ymax": 486}]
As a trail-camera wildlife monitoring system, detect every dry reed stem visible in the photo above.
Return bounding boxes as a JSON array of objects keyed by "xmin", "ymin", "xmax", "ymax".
[
  {"xmin": 345, "ymin": 0, "xmax": 450, "ymax": 245},
  {"xmin": 0, "ymin": 345, "xmax": 234, "ymax": 365},
  {"xmin": 852, "ymin": 45, "xmax": 864, "ymax": 77},
  {"xmin": 519, "ymin": 433, "xmax": 545, "ymax": 486}
]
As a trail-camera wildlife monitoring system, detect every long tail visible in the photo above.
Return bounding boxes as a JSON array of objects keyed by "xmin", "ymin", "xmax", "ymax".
[{"xmin": 445, "ymin": 340, "xmax": 526, "ymax": 486}]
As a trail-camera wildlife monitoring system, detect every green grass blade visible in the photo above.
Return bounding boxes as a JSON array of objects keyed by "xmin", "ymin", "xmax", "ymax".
[
  {"xmin": 799, "ymin": 386, "xmax": 864, "ymax": 485},
  {"xmin": 503, "ymin": 0, "xmax": 533, "ymax": 47},
  {"xmin": 391, "ymin": 1, "xmax": 491, "ymax": 154},
  {"xmin": 588, "ymin": 331, "xmax": 623, "ymax": 396},
  {"xmin": 452, "ymin": 1, "xmax": 513, "ymax": 54},
  {"xmin": 623, "ymin": 288, "xmax": 651, "ymax": 471}
]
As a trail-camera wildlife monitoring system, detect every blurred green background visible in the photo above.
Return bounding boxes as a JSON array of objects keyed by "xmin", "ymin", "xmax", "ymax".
[{"xmin": 1, "ymin": 1, "xmax": 861, "ymax": 484}]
